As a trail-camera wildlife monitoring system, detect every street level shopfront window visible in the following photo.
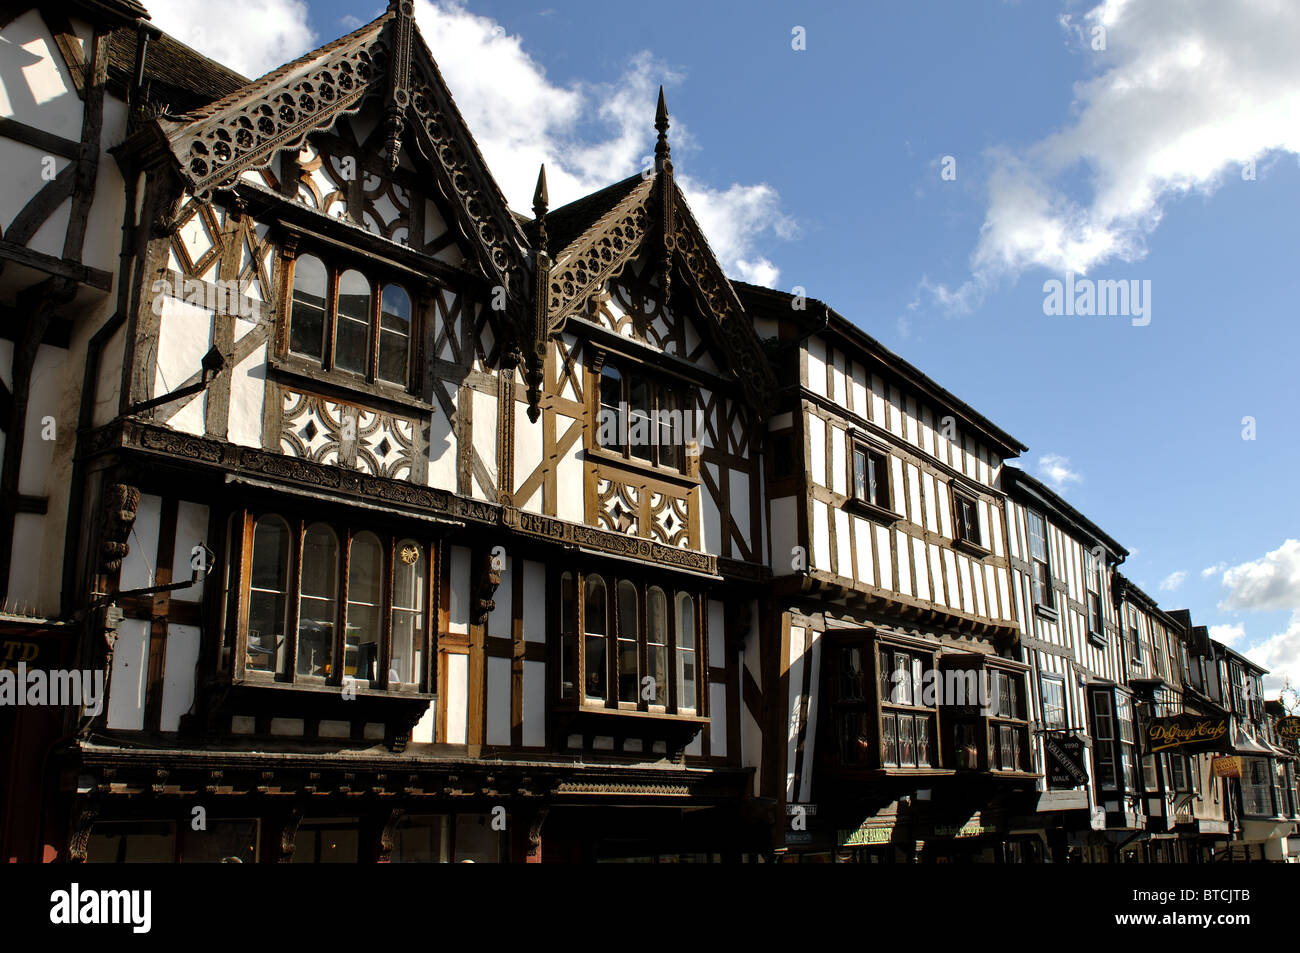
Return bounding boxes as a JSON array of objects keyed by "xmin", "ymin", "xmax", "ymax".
[
  {"xmin": 232, "ymin": 510, "xmax": 431, "ymax": 691},
  {"xmin": 558, "ymin": 570, "xmax": 702, "ymax": 714}
]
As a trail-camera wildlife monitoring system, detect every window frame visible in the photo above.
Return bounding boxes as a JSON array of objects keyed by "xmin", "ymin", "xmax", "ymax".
[
  {"xmin": 558, "ymin": 567, "xmax": 705, "ymax": 717},
  {"xmin": 847, "ymin": 434, "xmax": 892, "ymax": 517},
  {"xmin": 1026, "ymin": 510, "xmax": 1055, "ymax": 615},
  {"xmin": 951, "ymin": 490, "xmax": 984, "ymax": 551},
  {"xmin": 593, "ymin": 356, "xmax": 692, "ymax": 475},
  {"xmin": 1040, "ymin": 673, "xmax": 1067, "ymax": 731},
  {"xmin": 281, "ymin": 244, "xmax": 418, "ymax": 394},
  {"xmin": 231, "ymin": 508, "xmax": 435, "ymax": 694}
]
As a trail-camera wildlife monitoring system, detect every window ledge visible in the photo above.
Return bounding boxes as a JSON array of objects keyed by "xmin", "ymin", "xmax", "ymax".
[
  {"xmin": 269, "ymin": 357, "xmax": 433, "ymax": 416},
  {"xmin": 1033, "ymin": 604, "xmax": 1059, "ymax": 623},
  {"xmin": 584, "ymin": 446, "xmax": 699, "ymax": 488},
  {"xmin": 953, "ymin": 538, "xmax": 991, "ymax": 559},
  {"xmin": 844, "ymin": 498, "xmax": 899, "ymax": 525}
]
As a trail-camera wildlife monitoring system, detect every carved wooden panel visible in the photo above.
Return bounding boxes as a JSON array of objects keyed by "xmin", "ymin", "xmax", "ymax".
[
  {"xmin": 649, "ymin": 490, "xmax": 690, "ymax": 549},
  {"xmin": 293, "ymin": 128, "xmax": 414, "ymax": 245},
  {"xmin": 280, "ymin": 388, "xmax": 417, "ymax": 478},
  {"xmin": 596, "ymin": 478, "xmax": 640, "ymax": 535}
]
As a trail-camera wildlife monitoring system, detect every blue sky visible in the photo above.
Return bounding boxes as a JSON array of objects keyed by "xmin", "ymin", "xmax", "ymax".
[{"xmin": 148, "ymin": 0, "xmax": 1300, "ymax": 688}]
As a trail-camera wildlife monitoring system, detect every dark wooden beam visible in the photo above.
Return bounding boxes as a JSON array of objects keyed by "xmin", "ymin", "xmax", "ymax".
[
  {"xmin": 0, "ymin": 117, "xmax": 80, "ymax": 159},
  {"xmin": 0, "ymin": 240, "xmax": 112, "ymax": 291}
]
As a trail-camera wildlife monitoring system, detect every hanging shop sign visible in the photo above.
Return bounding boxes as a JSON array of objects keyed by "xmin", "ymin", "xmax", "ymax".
[
  {"xmin": 1275, "ymin": 716, "xmax": 1300, "ymax": 741},
  {"xmin": 1045, "ymin": 733, "xmax": 1089, "ymax": 789},
  {"xmin": 1144, "ymin": 714, "xmax": 1228, "ymax": 753},
  {"xmin": 838, "ymin": 822, "xmax": 896, "ymax": 848},
  {"xmin": 1211, "ymin": 756, "xmax": 1242, "ymax": 778}
]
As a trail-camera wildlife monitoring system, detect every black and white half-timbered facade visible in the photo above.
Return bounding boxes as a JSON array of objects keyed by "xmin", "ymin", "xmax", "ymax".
[{"xmin": 1, "ymin": 1, "xmax": 1297, "ymax": 863}]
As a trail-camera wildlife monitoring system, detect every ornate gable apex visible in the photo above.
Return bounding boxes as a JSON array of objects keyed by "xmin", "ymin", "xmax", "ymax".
[
  {"xmin": 532, "ymin": 153, "xmax": 778, "ymax": 421},
  {"xmin": 150, "ymin": 1, "xmax": 530, "ymax": 319}
]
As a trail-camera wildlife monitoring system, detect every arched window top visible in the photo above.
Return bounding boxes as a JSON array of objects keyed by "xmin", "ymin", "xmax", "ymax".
[
  {"xmin": 675, "ymin": 591, "xmax": 695, "ymax": 649},
  {"xmin": 335, "ymin": 269, "xmax": 371, "ymax": 374},
  {"xmin": 380, "ymin": 283, "xmax": 411, "ymax": 323},
  {"xmin": 617, "ymin": 579, "xmax": 638, "ymax": 631},
  {"xmin": 293, "ymin": 255, "xmax": 327, "ymax": 296},
  {"xmin": 349, "ymin": 531, "xmax": 382, "ymax": 594},
  {"xmin": 584, "ymin": 574, "xmax": 607, "ymax": 635},
  {"xmin": 378, "ymin": 284, "xmax": 411, "ymax": 385},
  {"xmin": 290, "ymin": 256, "xmax": 328, "ymax": 359},
  {"xmin": 250, "ymin": 515, "xmax": 290, "ymax": 584}
]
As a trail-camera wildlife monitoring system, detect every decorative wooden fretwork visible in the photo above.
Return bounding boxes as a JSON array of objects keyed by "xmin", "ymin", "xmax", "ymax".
[
  {"xmin": 154, "ymin": 2, "xmax": 530, "ymax": 347},
  {"xmin": 649, "ymin": 491, "xmax": 691, "ymax": 549},
  {"xmin": 165, "ymin": 195, "xmax": 276, "ymax": 300},
  {"xmin": 596, "ymin": 479, "xmax": 640, "ymax": 536},
  {"xmin": 279, "ymin": 389, "xmax": 417, "ymax": 479},
  {"xmin": 279, "ymin": 392, "xmax": 345, "ymax": 466}
]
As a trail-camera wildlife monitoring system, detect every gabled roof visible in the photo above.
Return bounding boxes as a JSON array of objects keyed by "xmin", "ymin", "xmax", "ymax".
[
  {"xmin": 529, "ymin": 173, "xmax": 643, "ymax": 253},
  {"xmin": 144, "ymin": 1, "xmax": 530, "ymax": 317},
  {"xmin": 532, "ymin": 161, "xmax": 778, "ymax": 420}
]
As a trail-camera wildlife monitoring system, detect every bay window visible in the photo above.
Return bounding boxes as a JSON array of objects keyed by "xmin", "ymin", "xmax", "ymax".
[
  {"xmin": 559, "ymin": 569, "xmax": 702, "ymax": 714},
  {"xmin": 232, "ymin": 510, "xmax": 432, "ymax": 692},
  {"xmin": 878, "ymin": 644, "xmax": 938, "ymax": 769}
]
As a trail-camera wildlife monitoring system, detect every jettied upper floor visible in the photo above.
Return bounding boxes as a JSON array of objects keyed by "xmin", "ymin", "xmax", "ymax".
[{"xmin": 122, "ymin": 0, "xmax": 778, "ymax": 427}]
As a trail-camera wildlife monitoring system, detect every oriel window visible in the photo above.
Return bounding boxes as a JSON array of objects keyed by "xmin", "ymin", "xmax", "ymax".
[{"xmin": 234, "ymin": 511, "xmax": 433, "ymax": 693}]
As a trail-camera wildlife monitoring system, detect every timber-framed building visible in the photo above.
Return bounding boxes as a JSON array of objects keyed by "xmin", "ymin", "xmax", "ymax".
[{"xmin": 1, "ymin": 0, "xmax": 1297, "ymax": 863}]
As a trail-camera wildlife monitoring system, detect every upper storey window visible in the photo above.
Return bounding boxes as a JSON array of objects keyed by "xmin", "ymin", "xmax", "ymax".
[
  {"xmin": 850, "ymin": 438, "xmax": 890, "ymax": 510},
  {"xmin": 596, "ymin": 360, "xmax": 688, "ymax": 473},
  {"xmin": 1027, "ymin": 510, "xmax": 1054, "ymax": 612},
  {"xmin": 286, "ymin": 252, "xmax": 413, "ymax": 389},
  {"xmin": 952, "ymin": 491, "xmax": 982, "ymax": 548}
]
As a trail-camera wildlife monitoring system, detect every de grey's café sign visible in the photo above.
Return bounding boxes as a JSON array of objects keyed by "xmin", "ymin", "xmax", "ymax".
[{"xmin": 1144, "ymin": 714, "xmax": 1228, "ymax": 753}]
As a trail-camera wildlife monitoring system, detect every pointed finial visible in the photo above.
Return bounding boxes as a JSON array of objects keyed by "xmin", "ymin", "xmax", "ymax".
[
  {"xmin": 654, "ymin": 86, "xmax": 671, "ymax": 172},
  {"xmin": 533, "ymin": 164, "xmax": 549, "ymax": 254}
]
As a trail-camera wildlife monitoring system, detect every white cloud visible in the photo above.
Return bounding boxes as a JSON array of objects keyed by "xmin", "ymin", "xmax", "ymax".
[
  {"xmin": 930, "ymin": 0, "xmax": 1300, "ymax": 307},
  {"xmin": 1219, "ymin": 539, "xmax": 1300, "ymax": 612},
  {"xmin": 1201, "ymin": 562, "xmax": 1226, "ymax": 578},
  {"xmin": 1245, "ymin": 612, "xmax": 1300, "ymax": 692},
  {"xmin": 146, "ymin": 0, "xmax": 317, "ymax": 79},
  {"xmin": 147, "ymin": 0, "xmax": 794, "ymax": 285},
  {"xmin": 1209, "ymin": 622, "xmax": 1245, "ymax": 647},
  {"xmin": 1158, "ymin": 570, "xmax": 1186, "ymax": 592},
  {"xmin": 1037, "ymin": 453, "xmax": 1082, "ymax": 490},
  {"xmin": 412, "ymin": 1, "xmax": 794, "ymax": 285}
]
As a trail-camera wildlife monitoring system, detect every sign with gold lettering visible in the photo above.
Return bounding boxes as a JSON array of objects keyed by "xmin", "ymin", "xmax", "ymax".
[
  {"xmin": 1212, "ymin": 756, "xmax": 1242, "ymax": 778},
  {"xmin": 1144, "ymin": 714, "xmax": 1228, "ymax": 753},
  {"xmin": 1276, "ymin": 716, "xmax": 1300, "ymax": 741},
  {"xmin": 838, "ymin": 822, "xmax": 895, "ymax": 847}
]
